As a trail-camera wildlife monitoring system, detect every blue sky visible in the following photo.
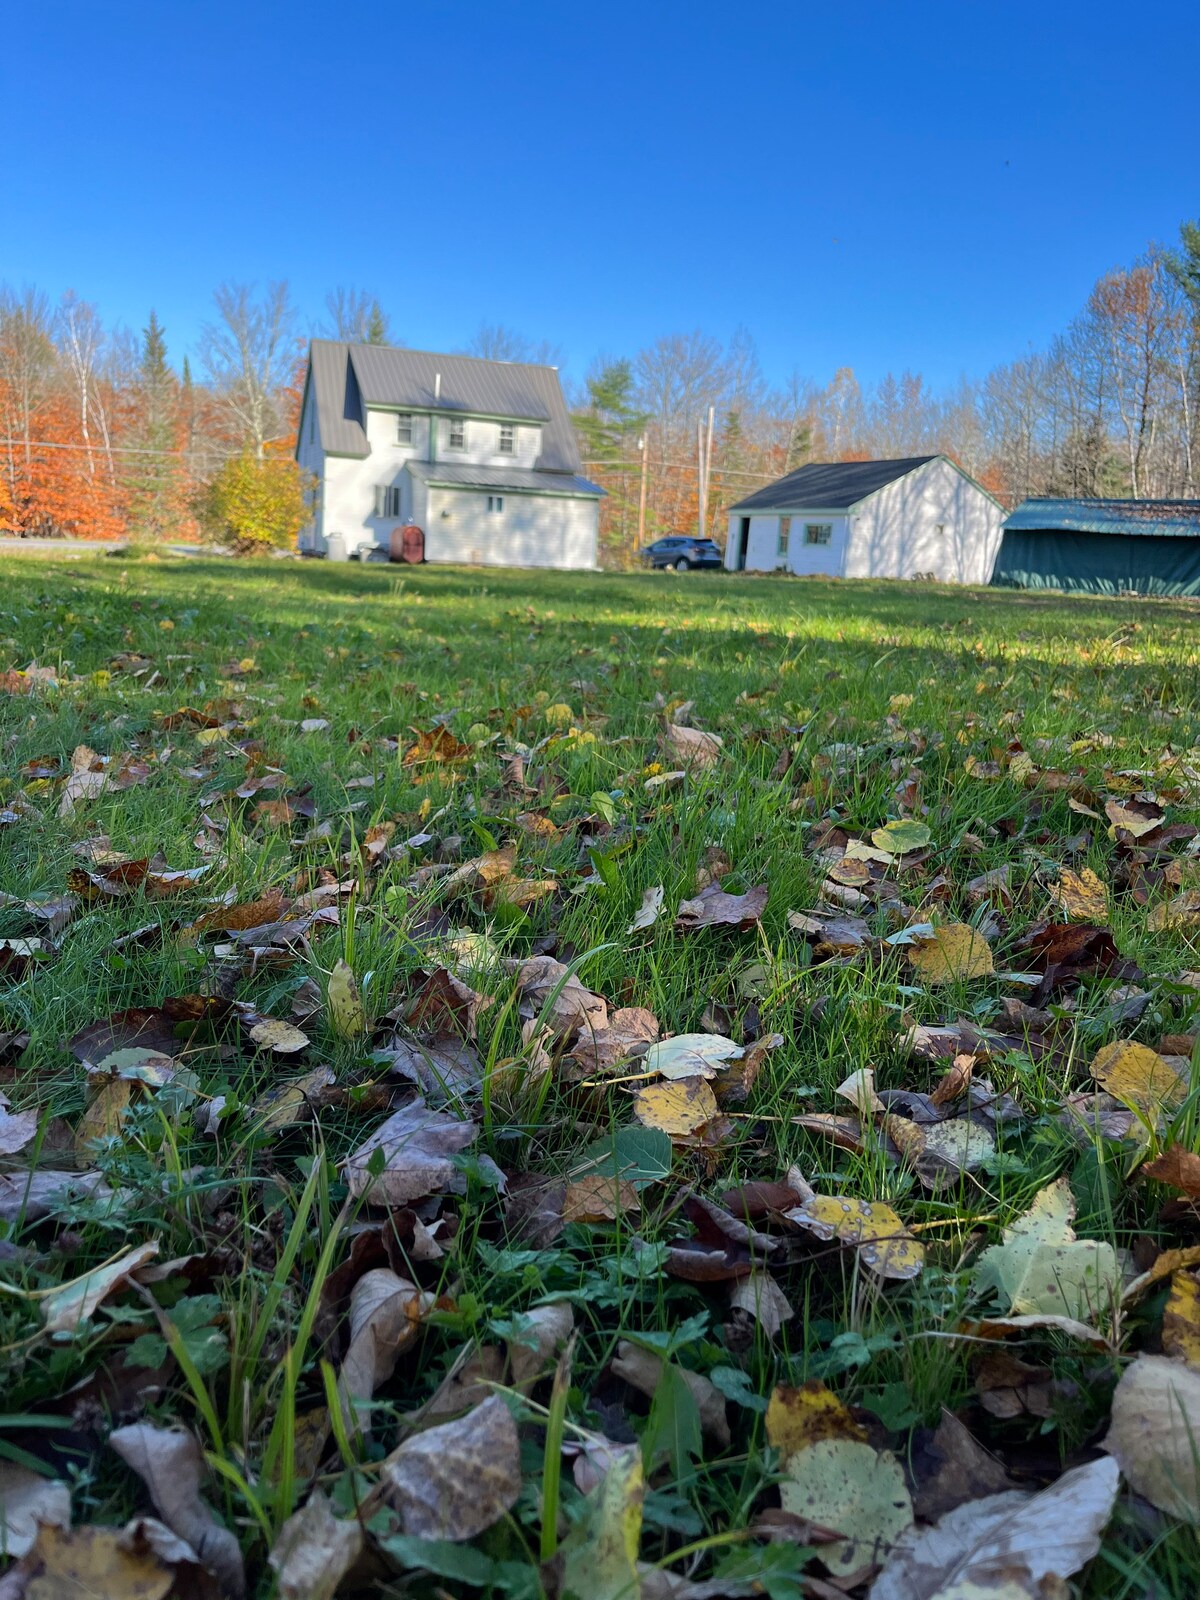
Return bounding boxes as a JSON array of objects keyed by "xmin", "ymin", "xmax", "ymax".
[{"xmin": 6, "ymin": 0, "xmax": 1197, "ymax": 391}]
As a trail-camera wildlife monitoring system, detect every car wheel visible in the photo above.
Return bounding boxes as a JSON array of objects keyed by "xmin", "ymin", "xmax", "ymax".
[{"xmin": 674, "ymin": 557, "xmax": 690, "ymax": 571}]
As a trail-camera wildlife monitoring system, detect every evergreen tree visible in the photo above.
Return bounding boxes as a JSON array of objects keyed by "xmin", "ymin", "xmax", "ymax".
[
  {"xmin": 127, "ymin": 311, "xmax": 180, "ymax": 541},
  {"xmin": 365, "ymin": 301, "xmax": 389, "ymax": 345},
  {"xmin": 575, "ymin": 360, "xmax": 648, "ymax": 460}
]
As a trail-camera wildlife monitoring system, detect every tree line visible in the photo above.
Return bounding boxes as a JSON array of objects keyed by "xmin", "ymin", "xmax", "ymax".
[{"xmin": 1, "ymin": 220, "xmax": 1197, "ymax": 556}]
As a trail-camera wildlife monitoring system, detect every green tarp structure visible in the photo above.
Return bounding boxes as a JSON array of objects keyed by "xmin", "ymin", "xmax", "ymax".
[{"xmin": 992, "ymin": 498, "xmax": 1200, "ymax": 596}]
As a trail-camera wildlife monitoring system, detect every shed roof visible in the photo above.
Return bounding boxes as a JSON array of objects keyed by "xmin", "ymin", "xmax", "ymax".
[
  {"xmin": 1003, "ymin": 498, "xmax": 1200, "ymax": 540},
  {"xmin": 729, "ymin": 456, "xmax": 938, "ymax": 513},
  {"xmin": 303, "ymin": 340, "xmax": 582, "ymax": 472},
  {"xmin": 406, "ymin": 461, "xmax": 604, "ymax": 498}
]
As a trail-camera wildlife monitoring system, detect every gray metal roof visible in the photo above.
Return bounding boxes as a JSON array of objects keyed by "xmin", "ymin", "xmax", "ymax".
[
  {"xmin": 1003, "ymin": 497, "xmax": 1200, "ymax": 539},
  {"xmin": 303, "ymin": 340, "xmax": 582, "ymax": 472},
  {"xmin": 730, "ymin": 456, "xmax": 938, "ymax": 512},
  {"xmin": 406, "ymin": 461, "xmax": 604, "ymax": 498}
]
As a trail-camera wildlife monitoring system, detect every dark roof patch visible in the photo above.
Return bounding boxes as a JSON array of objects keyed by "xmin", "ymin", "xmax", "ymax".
[
  {"xmin": 1003, "ymin": 498, "xmax": 1200, "ymax": 540},
  {"xmin": 405, "ymin": 461, "xmax": 604, "ymax": 498},
  {"xmin": 729, "ymin": 456, "xmax": 938, "ymax": 512}
]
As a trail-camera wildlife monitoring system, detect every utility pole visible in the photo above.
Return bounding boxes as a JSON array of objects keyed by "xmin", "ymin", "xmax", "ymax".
[
  {"xmin": 636, "ymin": 433, "xmax": 648, "ymax": 553},
  {"xmin": 697, "ymin": 406, "xmax": 715, "ymax": 540},
  {"xmin": 704, "ymin": 404, "xmax": 715, "ymax": 539}
]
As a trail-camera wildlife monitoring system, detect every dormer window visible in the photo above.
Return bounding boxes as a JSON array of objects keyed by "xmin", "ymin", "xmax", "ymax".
[
  {"xmin": 396, "ymin": 414, "xmax": 413, "ymax": 445},
  {"xmin": 498, "ymin": 422, "xmax": 515, "ymax": 455},
  {"xmin": 448, "ymin": 418, "xmax": 466, "ymax": 450}
]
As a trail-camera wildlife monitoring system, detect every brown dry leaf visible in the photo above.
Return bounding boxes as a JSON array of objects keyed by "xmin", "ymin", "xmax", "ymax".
[
  {"xmin": 910, "ymin": 1410, "xmax": 1015, "ymax": 1522},
  {"xmin": 343, "ymin": 1097, "xmax": 498, "ymax": 1205},
  {"xmin": 785, "ymin": 1193, "xmax": 925, "ymax": 1280},
  {"xmin": 377, "ymin": 1394, "xmax": 521, "ymax": 1541},
  {"xmin": 1105, "ymin": 795, "xmax": 1164, "ymax": 838},
  {"xmin": 109, "ymin": 1422, "xmax": 245, "ymax": 1596},
  {"xmin": 43, "ymin": 1242, "xmax": 160, "ymax": 1334},
  {"xmin": 835, "ymin": 1067, "xmax": 884, "ymax": 1119},
  {"xmin": 1121, "ymin": 1246, "xmax": 1200, "ymax": 1304},
  {"xmin": 1144, "ymin": 1144, "xmax": 1200, "ymax": 1196},
  {"xmin": 663, "ymin": 721, "xmax": 723, "ymax": 769},
  {"xmin": 0, "ymin": 1464, "xmax": 71, "ymax": 1558},
  {"xmin": 402, "ymin": 724, "xmax": 474, "ymax": 766},
  {"xmin": 569, "ymin": 1007, "xmax": 660, "ymax": 1078},
  {"xmin": 788, "ymin": 908, "xmax": 871, "ymax": 956},
  {"xmin": 0, "ymin": 1169, "xmax": 112, "ymax": 1225},
  {"xmin": 1090, "ymin": 1038, "xmax": 1185, "ymax": 1117},
  {"xmin": 1049, "ymin": 866, "xmax": 1109, "ymax": 922},
  {"xmin": 75, "ymin": 1076, "xmax": 134, "ymax": 1152},
  {"xmin": 1163, "ymin": 1270, "xmax": 1200, "ymax": 1371},
  {"xmin": 765, "ymin": 1383, "xmax": 865, "ymax": 1461},
  {"xmin": 268, "ymin": 1489, "xmax": 363, "ymax": 1600},
  {"xmin": 0, "ymin": 1102, "xmax": 38, "ymax": 1155},
  {"xmin": 674, "ymin": 881, "xmax": 768, "ymax": 932},
  {"xmin": 1105, "ymin": 1355, "xmax": 1200, "ymax": 1522},
  {"xmin": 507, "ymin": 1302, "xmax": 575, "ymax": 1389},
  {"xmin": 249, "ymin": 1065, "xmax": 337, "ymax": 1134},
  {"xmin": 729, "ymin": 1270, "xmax": 794, "ymax": 1338},
  {"xmin": 190, "ymin": 889, "xmax": 290, "ymax": 934},
  {"xmin": 338, "ymin": 1269, "xmax": 435, "ymax": 1436},
  {"xmin": 633, "ymin": 1076, "xmax": 720, "ymax": 1139},
  {"xmin": 976, "ymin": 1351, "xmax": 1059, "ymax": 1419},
  {"xmin": 443, "ymin": 843, "xmax": 518, "ymax": 894},
  {"xmin": 403, "ymin": 967, "xmax": 494, "ymax": 1039},
  {"xmin": 871, "ymin": 1456, "xmax": 1119, "ymax": 1600},
  {"xmin": 1148, "ymin": 889, "xmax": 1200, "ymax": 932},
  {"xmin": 611, "ymin": 1341, "xmax": 730, "ymax": 1447},
  {"xmin": 907, "ymin": 923, "xmax": 994, "ymax": 985},
  {"xmin": 562, "ymin": 1174, "xmax": 642, "ymax": 1224},
  {"xmin": 513, "ymin": 954, "xmax": 608, "ymax": 1041}
]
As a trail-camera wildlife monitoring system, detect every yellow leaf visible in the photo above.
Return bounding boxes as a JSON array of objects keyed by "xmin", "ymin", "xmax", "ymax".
[
  {"xmin": 1164, "ymin": 1271, "xmax": 1200, "ymax": 1372},
  {"xmin": 786, "ymin": 1193, "xmax": 925, "ymax": 1280},
  {"xmin": 765, "ymin": 1381, "xmax": 866, "ymax": 1462},
  {"xmin": 1049, "ymin": 867, "xmax": 1108, "ymax": 922},
  {"xmin": 28, "ymin": 1523, "xmax": 174, "ymax": 1600},
  {"xmin": 632, "ymin": 1075, "xmax": 719, "ymax": 1138},
  {"xmin": 75, "ymin": 1078, "xmax": 133, "ymax": 1152},
  {"xmin": 327, "ymin": 959, "xmax": 368, "ymax": 1038},
  {"xmin": 1091, "ymin": 1039, "xmax": 1185, "ymax": 1118},
  {"xmin": 907, "ymin": 923, "xmax": 994, "ymax": 985},
  {"xmin": 543, "ymin": 702, "xmax": 575, "ymax": 727},
  {"xmin": 248, "ymin": 1017, "xmax": 311, "ymax": 1054},
  {"xmin": 779, "ymin": 1438, "xmax": 913, "ymax": 1578}
]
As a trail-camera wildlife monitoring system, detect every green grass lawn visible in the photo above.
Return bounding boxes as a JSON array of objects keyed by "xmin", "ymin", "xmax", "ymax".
[{"xmin": 3, "ymin": 555, "xmax": 1200, "ymax": 1598}]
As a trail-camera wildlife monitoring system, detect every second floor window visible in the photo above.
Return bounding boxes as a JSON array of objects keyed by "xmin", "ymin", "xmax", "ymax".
[
  {"xmin": 448, "ymin": 418, "xmax": 466, "ymax": 449},
  {"xmin": 396, "ymin": 414, "xmax": 413, "ymax": 445},
  {"xmin": 487, "ymin": 495, "xmax": 505, "ymax": 513},
  {"xmin": 498, "ymin": 422, "xmax": 515, "ymax": 454}
]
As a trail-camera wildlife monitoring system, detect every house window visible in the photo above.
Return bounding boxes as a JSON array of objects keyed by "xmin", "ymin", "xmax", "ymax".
[
  {"xmin": 498, "ymin": 422, "xmax": 515, "ymax": 455},
  {"xmin": 375, "ymin": 485, "xmax": 402, "ymax": 518},
  {"xmin": 805, "ymin": 523, "xmax": 833, "ymax": 546},
  {"xmin": 778, "ymin": 516, "xmax": 792, "ymax": 558},
  {"xmin": 448, "ymin": 418, "xmax": 466, "ymax": 449},
  {"xmin": 396, "ymin": 414, "xmax": 413, "ymax": 445},
  {"xmin": 487, "ymin": 495, "xmax": 505, "ymax": 513}
]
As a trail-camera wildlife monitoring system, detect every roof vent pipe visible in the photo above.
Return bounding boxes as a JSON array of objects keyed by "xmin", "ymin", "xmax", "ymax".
[{"xmin": 434, "ymin": 372, "xmax": 441, "ymax": 400}]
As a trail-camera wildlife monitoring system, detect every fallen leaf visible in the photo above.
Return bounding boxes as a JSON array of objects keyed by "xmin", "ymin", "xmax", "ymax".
[
  {"xmin": 0, "ymin": 1168, "xmax": 113, "ymax": 1224},
  {"xmin": 871, "ymin": 819, "xmax": 932, "ymax": 856},
  {"xmin": 513, "ymin": 955, "xmax": 608, "ymax": 1042},
  {"xmin": 836, "ymin": 1067, "xmax": 884, "ymax": 1119},
  {"xmin": 338, "ymin": 1269, "xmax": 435, "ymax": 1435},
  {"xmin": 907, "ymin": 923, "xmax": 994, "ymax": 984},
  {"xmin": 109, "ymin": 1422, "xmax": 245, "ymax": 1596},
  {"xmin": 43, "ymin": 1242, "xmax": 160, "ymax": 1334},
  {"xmin": 1091, "ymin": 1038, "xmax": 1185, "ymax": 1119},
  {"xmin": 507, "ymin": 1302, "xmax": 575, "ymax": 1389},
  {"xmin": 247, "ymin": 1016, "xmax": 310, "ymax": 1054},
  {"xmin": 401, "ymin": 967, "xmax": 493, "ymax": 1039},
  {"xmin": 629, "ymin": 885, "xmax": 665, "ymax": 932},
  {"xmin": 1164, "ymin": 1271, "xmax": 1200, "ymax": 1371},
  {"xmin": 786, "ymin": 1193, "xmax": 925, "ymax": 1280},
  {"xmin": 779, "ymin": 1437, "xmax": 913, "ymax": 1578},
  {"xmin": 663, "ymin": 722, "xmax": 723, "ymax": 769},
  {"xmin": 0, "ymin": 1464, "xmax": 71, "ymax": 1558},
  {"xmin": 1106, "ymin": 1355, "xmax": 1200, "ymax": 1523},
  {"xmin": 610, "ymin": 1342, "xmax": 730, "ymax": 1448},
  {"xmin": 26, "ymin": 1521, "xmax": 177, "ymax": 1600},
  {"xmin": 327, "ymin": 959, "xmax": 367, "ymax": 1039},
  {"xmin": 675, "ymin": 881, "xmax": 768, "ymax": 932},
  {"xmin": 643, "ymin": 1033, "xmax": 743, "ymax": 1081},
  {"xmin": 1143, "ymin": 1144, "xmax": 1200, "ymax": 1196},
  {"xmin": 870, "ymin": 1455, "xmax": 1119, "ymax": 1600},
  {"xmin": 1049, "ymin": 866, "xmax": 1109, "ymax": 922},
  {"xmin": 788, "ymin": 908, "xmax": 871, "ymax": 957},
  {"xmin": 560, "ymin": 1445, "xmax": 643, "ymax": 1600},
  {"xmin": 0, "ymin": 1103, "xmax": 39, "ymax": 1155},
  {"xmin": 562, "ymin": 1174, "xmax": 642, "ymax": 1224},
  {"xmin": 633, "ymin": 1076, "xmax": 720, "ymax": 1139},
  {"xmin": 344, "ymin": 1097, "xmax": 498, "ymax": 1205},
  {"xmin": 1105, "ymin": 794, "xmax": 1163, "ymax": 838},
  {"xmin": 972, "ymin": 1176, "xmax": 1121, "ymax": 1322},
  {"xmin": 249, "ymin": 1064, "xmax": 337, "ymax": 1134},
  {"xmin": 568, "ymin": 1007, "xmax": 660, "ymax": 1078},
  {"xmin": 765, "ymin": 1383, "xmax": 866, "ymax": 1461},
  {"xmin": 268, "ymin": 1490, "xmax": 363, "ymax": 1600},
  {"xmin": 729, "ymin": 1270, "xmax": 794, "ymax": 1338},
  {"xmin": 887, "ymin": 1115, "xmax": 997, "ymax": 1189},
  {"xmin": 909, "ymin": 1410, "xmax": 1015, "ymax": 1521},
  {"xmin": 377, "ymin": 1395, "xmax": 520, "ymax": 1540}
]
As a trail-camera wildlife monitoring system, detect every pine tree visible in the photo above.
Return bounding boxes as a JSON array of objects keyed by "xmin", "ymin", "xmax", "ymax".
[
  {"xmin": 575, "ymin": 360, "xmax": 647, "ymax": 460},
  {"xmin": 126, "ymin": 311, "xmax": 181, "ymax": 542},
  {"xmin": 365, "ymin": 301, "xmax": 389, "ymax": 345}
]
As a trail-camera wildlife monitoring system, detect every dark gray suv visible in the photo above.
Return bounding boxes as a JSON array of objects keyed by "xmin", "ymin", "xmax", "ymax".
[{"xmin": 638, "ymin": 537, "xmax": 724, "ymax": 572}]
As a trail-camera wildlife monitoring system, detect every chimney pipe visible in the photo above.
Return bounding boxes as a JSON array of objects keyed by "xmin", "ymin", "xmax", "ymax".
[{"xmin": 434, "ymin": 372, "xmax": 441, "ymax": 400}]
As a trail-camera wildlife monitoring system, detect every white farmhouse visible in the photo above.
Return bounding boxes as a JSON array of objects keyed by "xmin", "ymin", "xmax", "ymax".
[
  {"xmin": 726, "ymin": 456, "xmax": 1003, "ymax": 583},
  {"xmin": 295, "ymin": 341, "xmax": 604, "ymax": 567}
]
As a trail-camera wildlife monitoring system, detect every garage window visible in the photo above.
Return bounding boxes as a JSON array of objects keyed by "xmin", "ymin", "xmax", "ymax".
[{"xmin": 805, "ymin": 523, "xmax": 833, "ymax": 546}]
